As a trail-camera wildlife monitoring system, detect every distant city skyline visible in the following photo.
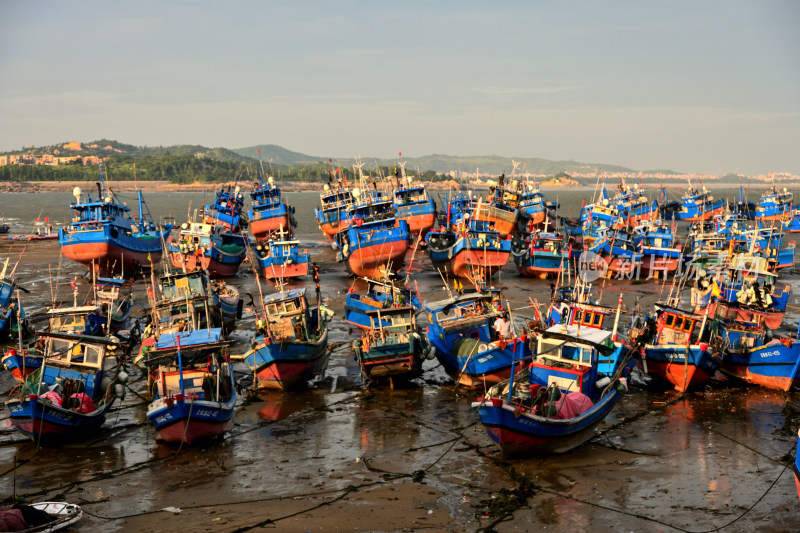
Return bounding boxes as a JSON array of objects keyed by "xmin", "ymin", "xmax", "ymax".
[{"xmin": 1, "ymin": 1, "xmax": 797, "ymax": 175}]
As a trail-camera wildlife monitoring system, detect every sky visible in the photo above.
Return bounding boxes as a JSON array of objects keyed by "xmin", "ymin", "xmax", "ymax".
[{"xmin": 1, "ymin": 1, "xmax": 798, "ymax": 175}]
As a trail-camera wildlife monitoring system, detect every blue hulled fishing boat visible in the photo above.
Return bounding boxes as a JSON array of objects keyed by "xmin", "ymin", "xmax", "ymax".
[
  {"xmin": 254, "ymin": 238, "xmax": 310, "ymax": 280},
  {"xmin": 146, "ymin": 348, "xmax": 236, "ymax": 444},
  {"xmin": 203, "ymin": 185, "xmax": 246, "ymax": 231},
  {"xmin": 754, "ymin": 185, "xmax": 793, "ymax": 221},
  {"xmin": 640, "ymin": 303, "xmax": 717, "ymax": 392},
  {"xmin": 5, "ymin": 332, "xmax": 128, "ymax": 442},
  {"xmin": 232, "ymin": 276, "xmax": 332, "ymax": 390},
  {"xmin": 391, "ymin": 161, "xmax": 437, "ymax": 237},
  {"xmin": 517, "ymin": 180, "xmax": 557, "ymax": 232},
  {"xmin": 662, "ymin": 184, "xmax": 724, "ymax": 221},
  {"xmin": 715, "ymin": 319, "xmax": 800, "ymax": 392},
  {"xmin": 59, "ymin": 164, "xmax": 173, "ymax": 274},
  {"xmin": 425, "ymin": 292, "xmax": 528, "ymax": 388},
  {"xmin": 170, "ymin": 186, "xmax": 249, "ymax": 277},
  {"xmin": 334, "ymin": 187, "xmax": 411, "ymax": 278},
  {"xmin": 425, "ymin": 218, "xmax": 511, "ymax": 280},
  {"xmin": 472, "ymin": 322, "xmax": 634, "ymax": 456},
  {"xmin": 511, "ymin": 229, "xmax": 569, "ymax": 278},
  {"xmin": 353, "ymin": 305, "xmax": 430, "ymax": 384},
  {"xmin": 0, "ymin": 259, "xmax": 26, "ymax": 341},
  {"xmin": 247, "ymin": 170, "xmax": 296, "ymax": 241}
]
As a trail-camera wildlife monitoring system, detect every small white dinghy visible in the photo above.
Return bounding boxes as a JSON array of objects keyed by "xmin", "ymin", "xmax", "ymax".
[{"xmin": 2, "ymin": 502, "xmax": 83, "ymax": 532}]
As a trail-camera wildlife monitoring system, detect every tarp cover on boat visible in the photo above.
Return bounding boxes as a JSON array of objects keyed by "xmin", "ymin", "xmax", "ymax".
[{"xmin": 550, "ymin": 392, "xmax": 594, "ymax": 419}]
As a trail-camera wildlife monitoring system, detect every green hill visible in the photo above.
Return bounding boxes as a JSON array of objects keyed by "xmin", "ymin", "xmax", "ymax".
[{"xmin": 1, "ymin": 139, "xmax": 681, "ymax": 183}]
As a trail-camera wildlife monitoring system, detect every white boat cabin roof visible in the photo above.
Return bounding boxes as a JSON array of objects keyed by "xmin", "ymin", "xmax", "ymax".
[{"xmin": 544, "ymin": 323, "xmax": 612, "ymax": 345}]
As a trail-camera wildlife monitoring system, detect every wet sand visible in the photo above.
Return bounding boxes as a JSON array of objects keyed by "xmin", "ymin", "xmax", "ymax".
[{"xmin": 1, "ymin": 191, "xmax": 799, "ymax": 532}]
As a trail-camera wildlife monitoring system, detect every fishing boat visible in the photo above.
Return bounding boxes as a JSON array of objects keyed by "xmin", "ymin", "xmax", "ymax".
[
  {"xmin": 663, "ymin": 184, "xmax": 725, "ymax": 221},
  {"xmin": 781, "ymin": 208, "xmax": 800, "ymax": 233},
  {"xmin": 640, "ymin": 303, "xmax": 717, "ymax": 392},
  {"xmin": 59, "ymin": 164, "xmax": 173, "ymax": 274},
  {"xmin": 315, "ymin": 184, "xmax": 354, "ymax": 243},
  {"xmin": 511, "ymin": 228, "xmax": 569, "ymax": 278},
  {"xmin": 146, "ymin": 348, "xmax": 236, "ymax": 443},
  {"xmin": 425, "ymin": 218, "xmax": 511, "ymax": 280},
  {"xmin": 471, "ymin": 174, "xmax": 520, "ymax": 238},
  {"xmin": 0, "ymin": 222, "xmax": 10, "ymax": 234},
  {"xmin": 203, "ymin": 185, "xmax": 246, "ymax": 231},
  {"xmin": 254, "ymin": 237, "xmax": 310, "ymax": 280},
  {"xmin": 247, "ymin": 172, "xmax": 296, "ymax": 241},
  {"xmin": 334, "ymin": 187, "xmax": 411, "ymax": 278},
  {"xmin": 517, "ymin": 180, "xmax": 558, "ymax": 232},
  {"xmin": 587, "ymin": 227, "xmax": 642, "ymax": 279},
  {"xmin": 715, "ymin": 321, "xmax": 800, "ymax": 391},
  {"xmin": 352, "ymin": 306, "xmax": 429, "ymax": 384},
  {"xmin": 695, "ymin": 253, "xmax": 792, "ymax": 318},
  {"xmin": 135, "ymin": 269, "xmax": 235, "ymax": 369},
  {"xmin": 754, "ymin": 185, "xmax": 793, "ymax": 221},
  {"xmin": 5, "ymin": 332, "xmax": 129, "ymax": 441},
  {"xmin": 344, "ymin": 276, "xmax": 422, "ymax": 330},
  {"xmin": 232, "ymin": 280, "xmax": 332, "ymax": 391},
  {"xmin": 391, "ymin": 161, "xmax": 437, "ymax": 237},
  {"xmin": 440, "ymin": 190, "xmax": 475, "ymax": 229},
  {"xmin": 472, "ymin": 322, "xmax": 634, "ymax": 456},
  {"xmin": 168, "ymin": 220, "xmax": 247, "ymax": 278},
  {"xmin": 424, "ymin": 291, "xmax": 528, "ymax": 388}
]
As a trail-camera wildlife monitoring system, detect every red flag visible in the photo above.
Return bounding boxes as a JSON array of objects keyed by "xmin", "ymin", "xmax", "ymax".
[
  {"xmin": 45, "ymin": 216, "xmax": 49, "ymax": 222},
  {"xmin": 399, "ymin": 152, "xmax": 402, "ymax": 157},
  {"xmin": 257, "ymin": 149, "xmax": 261, "ymax": 154}
]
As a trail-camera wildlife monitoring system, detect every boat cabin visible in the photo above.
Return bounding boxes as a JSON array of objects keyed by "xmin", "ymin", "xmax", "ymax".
[
  {"xmin": 263, "ymin": 288, "xmax": 311, "ymax": 341},
  {"xmin": 533, "ymin": 324, "xmax": 609, "ymax": 396},
  {"xmin": 394, "ymin": 186, "xmax": 428, "ymax": 206},
  {"xmin": 37, "ymin": 333, "xmax": 117, "ymax": 400},
  {"xmin": 46, "ymin": 305, "xmax": 103, "ymax": 335},
  {"xmin": 655, "ymin": 307, "xmax": 701, "ymax": 345},
  {"xmin": 364, "ymin": 306, "xmax": 416, "ymax": 349},
  {"xmin": 425, "ymin": 293, "xmax": 500, "ymax": 334}
]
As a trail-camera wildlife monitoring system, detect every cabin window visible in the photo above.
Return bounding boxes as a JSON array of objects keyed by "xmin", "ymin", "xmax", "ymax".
[
  {"xmin": 83, "ymin": 345, "xmax": 102, "ymax": 367},
  {"xmin": 683, "ymin": 320, "xmax": 694, "ymax": 333},
  {"xmin": 592, "ymin": 314, "xmax": 603, "ymax": 326},
  {"xmin": 665, "ymin": 314, "xmax": 675, "ymax": 327},
  {"xmin": 50, "ymin": 339, "xmax": 74, "ymax": 362}
]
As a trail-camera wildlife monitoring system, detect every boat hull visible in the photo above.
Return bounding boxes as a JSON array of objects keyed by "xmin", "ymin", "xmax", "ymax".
[
  {"xmin": 345, "ymin": 239, "xmax": 408, "ymax": 278},
  {"xmin": 148, "ymin": 397, "xmax": 235, "ymax": 444},
  {"xmin": 239, "ymin": 330, "xmax": 329, "ymax": 391},
  {"xmin": 60, "ymin": 234, "xmax": 166, "ymax": 274},
  {"xmin": 642, "ymin": 345, "xmax": 718, "ymax": 392},
  {"xmin": 473, "ymin": 390, "xmax": 621, "ymax": 456},
  {"xmin": 431, "ymin": 249, "xmax": 510, "ymax": 279},
  {"xmin": 249, "ymin": 214, "xmax": 292, "ymax": 241},
  {"xmin": 261, "ymin": 261, "xmax": 309, "ymax": 280},
  {"xmin": 720, "ymin": 341, "xmax": 800, "ymax": 391},
  {"xmin": 6, "ymin": 396, "xmax": 114, "ymax": 442},
  {"xmin": 169, "ymin": 250, "xmax": 243, "ymax": 278}
]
